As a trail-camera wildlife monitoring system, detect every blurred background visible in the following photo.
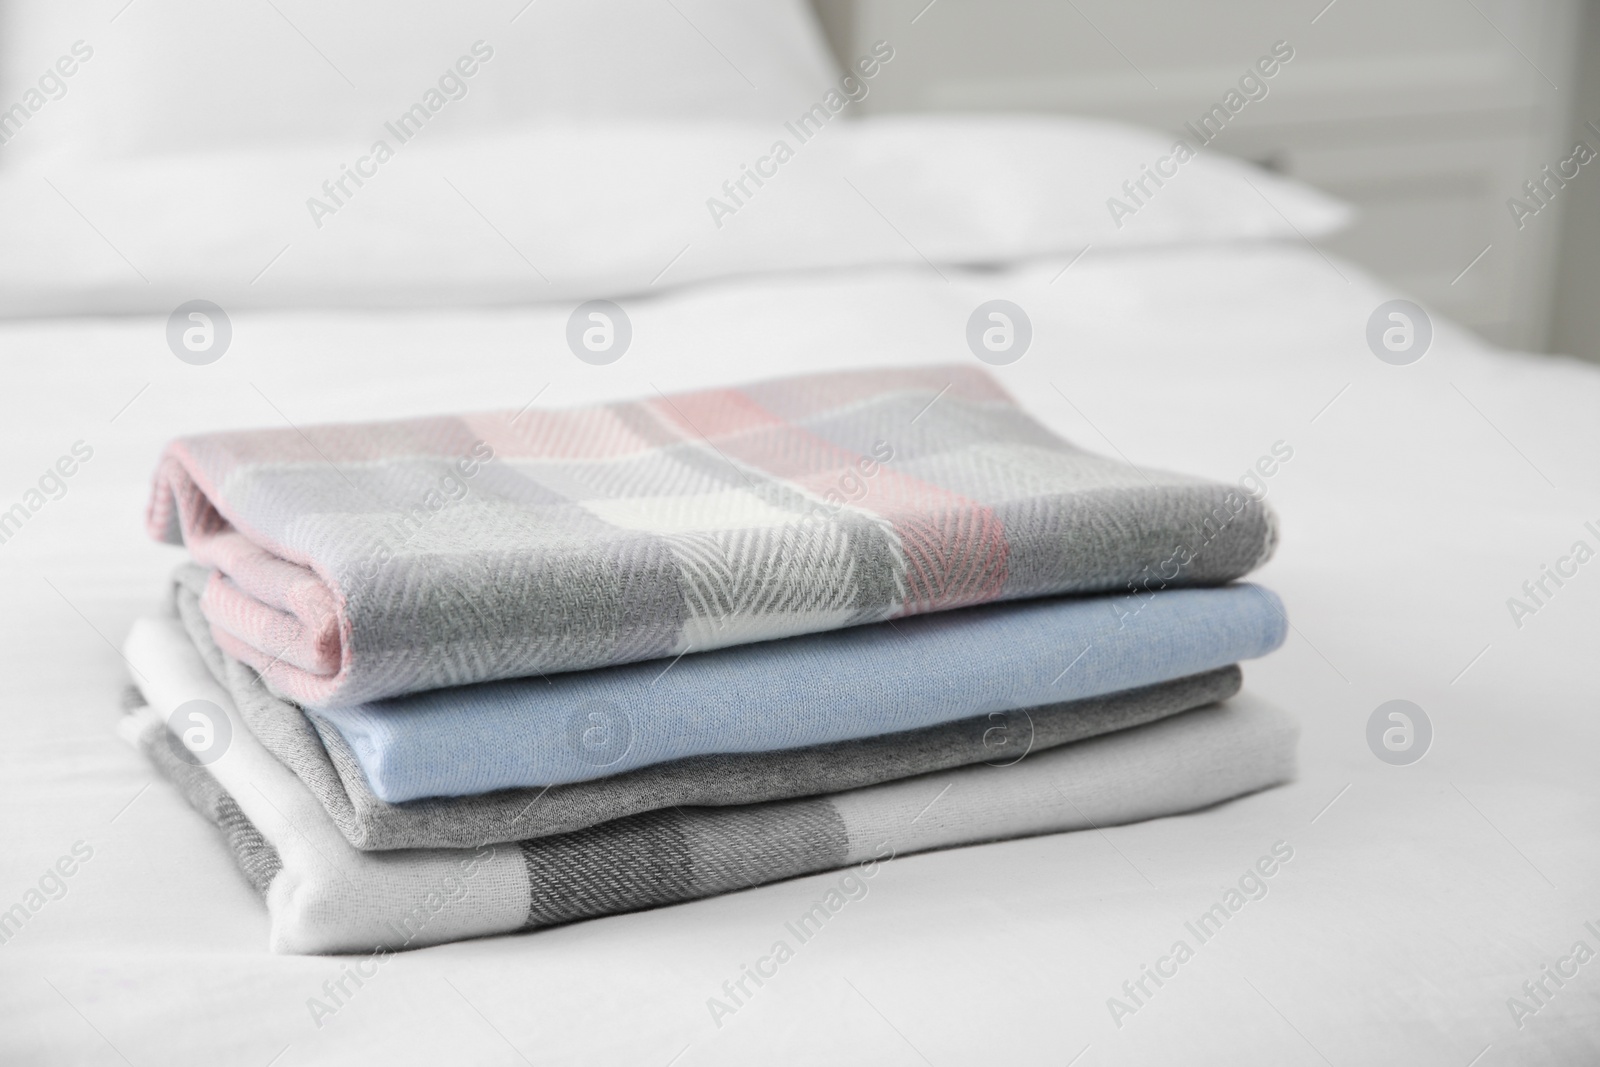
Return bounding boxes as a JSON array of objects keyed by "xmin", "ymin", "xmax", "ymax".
[
  {"xmin": 4, "ymin": 5, "xmax": 1597, "ymax": 1062},
  {"xmin": 809, "ymin": 0, "xmax": 1600, "ymax": 359},
  {"xmin": 2, "ymin": 0, "xmax": 1596, "ymax": 358}
]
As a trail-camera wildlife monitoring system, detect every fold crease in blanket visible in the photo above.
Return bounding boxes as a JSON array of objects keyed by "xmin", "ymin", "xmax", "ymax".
[
  {"xmin": 147, "ymin": 365, "xmax": 1279, "ymax": 707},
  {"xmin": 123, "ymin": 615, "xmax": 1298, "ymax": 955}
]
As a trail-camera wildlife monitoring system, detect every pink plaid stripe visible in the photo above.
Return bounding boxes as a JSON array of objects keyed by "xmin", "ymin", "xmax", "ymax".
[
  {"xmin": 144, "ymin": 364, "xmax": 1278, "ymax": 706},
  {"xmin": 705, "ymin": 407, "xmax": 1011, "ymax": 615}
]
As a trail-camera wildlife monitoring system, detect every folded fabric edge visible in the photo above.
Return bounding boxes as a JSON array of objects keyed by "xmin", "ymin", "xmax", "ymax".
[
  {"xmin": 118, "ymin": 637, "xmax": 1298, "ymax": 956},
  {"xmin": 171, "ymin": 567, "xmax": 1251, "ymax": 850},
  {"xmin": 316, "ymin": 581, "xmax": 1288, "ymax": 802},
  {"xmin": 117, "ymin": 687, "xmax": 284, "ymax": 898}
]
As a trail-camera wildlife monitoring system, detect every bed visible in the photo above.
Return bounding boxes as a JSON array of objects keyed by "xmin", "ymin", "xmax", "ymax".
[{"xmin": 1, "ymin": 1, "xmax": 1597, "ymax": 1063}]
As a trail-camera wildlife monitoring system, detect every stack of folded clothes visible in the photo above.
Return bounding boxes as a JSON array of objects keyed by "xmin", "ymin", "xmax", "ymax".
[{"xmin": 119, "ymin": 365, "xmax": 1297, "ymax": 955}]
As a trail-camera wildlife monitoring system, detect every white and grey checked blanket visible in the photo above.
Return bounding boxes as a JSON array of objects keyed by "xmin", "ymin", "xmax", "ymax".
[
  {"xmin": 123, "ymin": 615, "xmax": 1298, "ymax": 955},
  {"xmin": 146, "ymin": 365, "xmax": 1277, "ymax": 707}
]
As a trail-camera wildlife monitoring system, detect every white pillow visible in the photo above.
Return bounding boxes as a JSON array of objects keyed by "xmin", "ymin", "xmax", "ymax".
[
  {"xmin": 0, "ymin": 0, "xmax": 841, "ymax": 165},
  {"xmin": 0, "ymin": 114, "xmax": 1352, "ymax": 316}
]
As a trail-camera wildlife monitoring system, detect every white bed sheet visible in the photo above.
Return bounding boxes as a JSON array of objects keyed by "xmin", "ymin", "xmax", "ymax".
[{"xmin": 1, "ymin": 242, "xmax": 1597, "ymax": 1064}]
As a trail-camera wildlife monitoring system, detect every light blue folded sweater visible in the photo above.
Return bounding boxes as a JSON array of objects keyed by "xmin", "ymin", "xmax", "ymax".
[{"xmin": 316, "ymin": 585, "xmax": 1287, "ymax": 802}]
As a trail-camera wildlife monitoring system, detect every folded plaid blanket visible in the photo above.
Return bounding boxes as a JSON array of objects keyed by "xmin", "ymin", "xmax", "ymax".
[
  {"xmin": 147, "ymin": 366, "xmax": 1278, "ymax": 708},
  {"xmin": 123, "ymin": 615, "xmax": 1298, "ymax": 955},
  {"xmin": 173, "ymin": 572, "xmax": 1242, "ymax": 849}
]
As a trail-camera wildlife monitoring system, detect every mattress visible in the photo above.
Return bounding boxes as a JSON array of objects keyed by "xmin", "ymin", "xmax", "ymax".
[{"xmin": 2, "ymin": 241, "xmax": 1597, "ymax": 1064}]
